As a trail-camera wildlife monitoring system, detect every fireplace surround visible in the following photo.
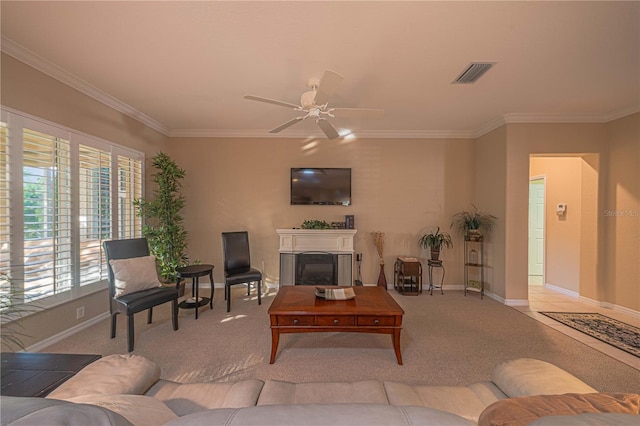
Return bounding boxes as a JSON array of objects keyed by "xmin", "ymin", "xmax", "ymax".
[{"xmin": 277, "ymin": 229, "xmax": 357, "ymax": 286}]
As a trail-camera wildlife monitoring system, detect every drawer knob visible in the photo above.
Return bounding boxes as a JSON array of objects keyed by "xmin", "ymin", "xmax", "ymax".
[
  {"xmin": 333, "ymin": 319, "xmax": 339, "ymax": 325},
  {"xmin": 293, "ymin": 319, "xmax": 299, "ymax": 325},
  {"xmin": 374, "ymin": 319, "xmax": 380, "ymax": 325}
]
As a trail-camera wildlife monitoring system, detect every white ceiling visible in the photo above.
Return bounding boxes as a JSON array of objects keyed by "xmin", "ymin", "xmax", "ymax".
[{"xmin": 1, "ymin": 1, "xmax": 639, "ymax": 139}]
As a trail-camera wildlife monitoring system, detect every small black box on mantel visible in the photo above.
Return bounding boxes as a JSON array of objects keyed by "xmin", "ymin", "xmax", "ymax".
[{"xmin": 345, "ymin": 215, "xmax": 355, "ymax": 229}]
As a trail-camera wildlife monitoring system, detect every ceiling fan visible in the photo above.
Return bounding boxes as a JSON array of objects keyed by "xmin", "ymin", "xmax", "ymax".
[{"xmin": 243, "ymin": 70, "xmax": 384, "ymax": 140}]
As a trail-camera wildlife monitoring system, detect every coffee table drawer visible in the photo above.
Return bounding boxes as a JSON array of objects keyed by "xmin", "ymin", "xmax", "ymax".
[
  {"xmin": 357, "ymin": 315, "xmax": 396, "ymax": 326},
  {"xmin": 317, "ymin": 316, "xmax": 356, "ymax": 326},
  {"xmin": 277, "ymin": 316, "xmax": 315, "ymax": 326}
]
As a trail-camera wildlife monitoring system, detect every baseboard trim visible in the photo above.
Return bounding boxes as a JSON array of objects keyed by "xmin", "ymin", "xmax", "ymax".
[
  {"xmin": 545, "ymin": 283, "xmax": 579, "ymax": 298},
  {"xmin": 26, "ymin": 312, "xmax": 110, "ymax": 352},
  {"xmin": 578, "ymin": 295, "xmax": 640, "ymax": 319}
]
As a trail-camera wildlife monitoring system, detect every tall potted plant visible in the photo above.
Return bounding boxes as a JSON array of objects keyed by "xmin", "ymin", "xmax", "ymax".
[
  {"xmin": 451, "ymin": 205, "xmax": 497, "ymax": 241},
  {"xmin": 418, "ymin": 227, "xmax": 453, "ymax": 261},
  {"xmin": 134, "ymin": 152, "xmax": 188, "ymax": 283}
]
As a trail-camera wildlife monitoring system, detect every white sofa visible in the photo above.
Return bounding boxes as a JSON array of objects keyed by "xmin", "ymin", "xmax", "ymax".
[{"xmin": 1, "ymin": 354, "xmax": 638, "ymax": 425}]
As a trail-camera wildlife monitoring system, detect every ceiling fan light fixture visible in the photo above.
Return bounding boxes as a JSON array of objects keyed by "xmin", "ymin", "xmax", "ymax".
[
  {"xmin": 453, "ymin": 62, "xmax": 496, "ymax": 84},
  {"xmin": 244, "ymin": 69, "xmax": 383, "ymax": 139}
]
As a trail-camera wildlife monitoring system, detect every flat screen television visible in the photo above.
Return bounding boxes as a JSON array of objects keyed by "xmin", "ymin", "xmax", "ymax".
[{"xmin": 291, "ymin": 168, "xmax": 351, "ymax": 206}]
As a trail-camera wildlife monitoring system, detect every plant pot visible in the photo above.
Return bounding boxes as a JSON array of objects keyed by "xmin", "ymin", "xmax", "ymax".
[
  {"xmin": 430, "ymin": 249, "xmax": 441, "ymax": 261},
  {"xmin": 466, "ymin": 229, "xmax": 483, "ymax": 241}
]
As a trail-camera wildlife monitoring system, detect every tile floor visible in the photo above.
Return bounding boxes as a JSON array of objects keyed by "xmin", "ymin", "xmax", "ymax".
[{"xmin": 512, "ymin": 283, "xmax": 640, "ymax": 371}]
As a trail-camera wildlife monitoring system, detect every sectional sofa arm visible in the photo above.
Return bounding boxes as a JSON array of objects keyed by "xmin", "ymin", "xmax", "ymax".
[{"xmin": 490, "ymin": 358, "xmax": 597, "ymax": 398}]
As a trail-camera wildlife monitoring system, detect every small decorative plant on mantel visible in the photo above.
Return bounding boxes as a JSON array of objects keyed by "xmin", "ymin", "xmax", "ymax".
[
  {"xmin": 301, "ymin": 219, "xmax": 331, "ymax": 229},
  {"xmin": 134, "ymin": 152, "xmax": 189, "ymax": 284},
  {"xmin": 451, "ymin": 205, "xmax": 497, "ymax": 241},
  {"xmin": 418, "ymin": 226, "xmax": 453, "ymax": 261}
]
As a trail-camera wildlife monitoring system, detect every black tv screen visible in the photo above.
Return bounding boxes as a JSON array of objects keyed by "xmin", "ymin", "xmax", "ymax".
[{"xmin": 291, "ymin": 168, "xmax": 351, "ymax": 206}]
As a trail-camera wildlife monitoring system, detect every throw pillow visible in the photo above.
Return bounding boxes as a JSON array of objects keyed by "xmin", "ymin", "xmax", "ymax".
[
  {"xmin": 478, "ymin": 392, "xmax": 640, "ymax": 426},
  {"xmin": 109, "ymin": 255, "xmax": 162, "ymax": 297}
]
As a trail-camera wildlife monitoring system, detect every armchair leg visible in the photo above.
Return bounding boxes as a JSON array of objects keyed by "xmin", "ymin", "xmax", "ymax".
[
  {"xmin": 172, "ymin": 300, "xmax": 179, "ymax": 331},
  {"xmin": 247, "ymin": 282, "xmax": 250, "ymax": 296},
  {"xmin": 110, "ymin": 314, "xmax": 117, "ymax": 338},
  {"xmin": 258, "ymin": 280, "xmax": 262, "ymax": 305},
  {"xmin": 227, "ymin": 285, "xmax": 231, "ymax": 312},
  {"xmin": 127, "ymin": 314, "xmax": 135, "ymax": 352},
  {"xmin": 147, "ymin": 307, "xmax": 153, "ymax": 324}
]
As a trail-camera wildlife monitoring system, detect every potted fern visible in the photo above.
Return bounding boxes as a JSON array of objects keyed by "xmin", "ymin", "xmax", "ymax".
[
  {"xmin": 134, "ymin": 152, "xmax": 189, "ymax": 284},
  {"xmin": 451, "ymin": 205, "xmax": 497, "ymax": 241},
  {"xmin": 418, "ymin": 227, "xmax": 453, "ymax": 261}
]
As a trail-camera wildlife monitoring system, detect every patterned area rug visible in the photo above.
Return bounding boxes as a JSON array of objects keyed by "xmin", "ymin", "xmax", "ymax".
[{"xmin": 539, "ymin": 312, "xmax": 640, "ymax": 358}]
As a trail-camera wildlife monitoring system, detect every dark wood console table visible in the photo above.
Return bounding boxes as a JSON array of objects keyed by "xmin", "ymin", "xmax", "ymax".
[
  {"xmin": 268, "ymin": 286, "xmax": 404, "ymax": 364},
  {"xmin": 1, "ymin": 352, "xmax": 101, "ymax": 397}
]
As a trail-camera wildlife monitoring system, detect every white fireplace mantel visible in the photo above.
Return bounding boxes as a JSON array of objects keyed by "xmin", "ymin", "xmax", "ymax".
[
  {"xmin": 277, "ymin": 229, "xmax": 357, "ymax": 286},
  {"xmin": 276, "ymin": 229, "xmax": 357, "ymax": 253}
]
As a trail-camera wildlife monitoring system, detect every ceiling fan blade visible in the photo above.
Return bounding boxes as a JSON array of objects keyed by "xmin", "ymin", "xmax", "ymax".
[
  {"xmin": 314, "ymin": 70, "xmax": 344, "ymax": 106},
  {"xmin": 316, "ymin": 119, "xmax": 340, "ymax": 140},
  {"xmin": 331, "ymin": 108, "xmax": 384, "ymax": 120},
  {"xmin": 244, "ymin": 95, "xmax": 301, "ymax": 110},
  {"xmin": 269, "ymin": 117, "xmax": 304, "ymax": 133}
]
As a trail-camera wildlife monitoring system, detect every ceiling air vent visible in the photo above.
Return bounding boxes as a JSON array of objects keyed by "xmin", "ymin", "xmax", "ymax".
[{"xmin": 453, "ymin": 62, "xmax": 495, "ymax": 84}]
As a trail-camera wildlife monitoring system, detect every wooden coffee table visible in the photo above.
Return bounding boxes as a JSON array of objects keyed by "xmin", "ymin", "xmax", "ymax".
[{"xmin": 268, "ymin": 286, "xmax": 404, "ymax": 364}]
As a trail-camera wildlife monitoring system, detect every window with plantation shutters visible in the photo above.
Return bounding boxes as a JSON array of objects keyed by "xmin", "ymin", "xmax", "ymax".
[
  {"xmin": 1, "ymin": 108, "xmax": 145, "ymax": 308},
  {"xmin": 117, "ymin": 155, "xmax": 142, "ymax": 239},
  {"xmin": 22, "ymin": 128, "xmax": 73, "ymax": 298},
  {"xmin": 79, "ymin": 145, "xmax": 111, "ymax": 286},
  {"xmin": 0, "ymin": 123, "xmax": 9, "ymax": 280}
]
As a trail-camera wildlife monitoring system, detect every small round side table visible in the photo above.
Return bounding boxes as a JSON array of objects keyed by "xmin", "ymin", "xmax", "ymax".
[
  {"xmin": 427, "ymin": 260, "xmax": 445, "ymax": 296},
  {"xmin": 176, "ymin": 264, "xmax": 214, "ymax": 319}
]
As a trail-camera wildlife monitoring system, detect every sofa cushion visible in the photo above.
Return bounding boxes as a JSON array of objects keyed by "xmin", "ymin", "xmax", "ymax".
[
  {"xmin": 528, "ymin": 413, "xmax": 640, "ymax": 425},
  {"xmin": 47, "ymin": 354, "xmax": 161, "ymax": 400},
  {"xmin": 109, "ymin": 255, "xmax": 162, "ymax": 297},
  {"xmin": 163, "ymin": 404, "xmax": 475, "ymax": 425},
  {"xmin": 1, "ymin": 396, "xmax": 132, "ymax": 426},
  {"xmin": 478, "ymin": 392, "xmax": 640, "ymax": 426},
  {"xmin": 67, "ymin": 394, "xmax": 178, "ymax": 426},
  {"xmin": 491, "ymin": 358, "xmax": 597, "ymax": 397},
  {"xmin": 145, "ymin": 379, "xmax": 264, "ymax": 415},
  {"xmin": 256, "ymin": 379, "xmax": 388, "ymax": 405},
  {"xmin": 384, "ymin": 381, "xmax": 506, "ymax": 423}
]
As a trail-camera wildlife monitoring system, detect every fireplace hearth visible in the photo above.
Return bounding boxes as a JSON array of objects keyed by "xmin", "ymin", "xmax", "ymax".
[
  {"xmin": 295, "ymin": 252, "xmax": 337, "ymax": 286},
  {"xmin": 277, "ymin": 229, "xmax": 357, "ymax": 286}
]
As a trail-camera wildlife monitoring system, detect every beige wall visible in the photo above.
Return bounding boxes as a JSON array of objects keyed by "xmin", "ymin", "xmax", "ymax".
[
  {"xmin": 502, "ymin": 119, "xmax": 640, "ymax": 311},
  {"xmin": 475, "ymin": 126, "xmax": 507, "ymax": 296},
  {"xmin": 168, "ymin": 137, "xmax": 476, "ymax": 287},
  {"xmin": 604, "ymin": 113, "xmax": 640, "ymax": 310},
  {"xmin": 1, "ymin": 53, "xmax": 170, "ymax": 350},
  {"xmin": 1, "ymin": 54, "xmax": 168, "ymax": 155},
  {"xmin": 579, "ymin": 154, "xmax": 599, "ymax": 301}
]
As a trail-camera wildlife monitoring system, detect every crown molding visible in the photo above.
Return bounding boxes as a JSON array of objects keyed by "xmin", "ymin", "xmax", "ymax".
[
  {"xmin": 3, "ymin": 37, "xmax": 637, "ymax": 141},
  {"xmin": 1, "ymin": 36, "xmax": 169, "ymax": 136},
  {"xmin": 472, "ymin": 116, "xmax": 507, "ymax": 138},
  {"xmin": 169, "ymin": 128, "xmax": 477, "ymax": 139}
]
